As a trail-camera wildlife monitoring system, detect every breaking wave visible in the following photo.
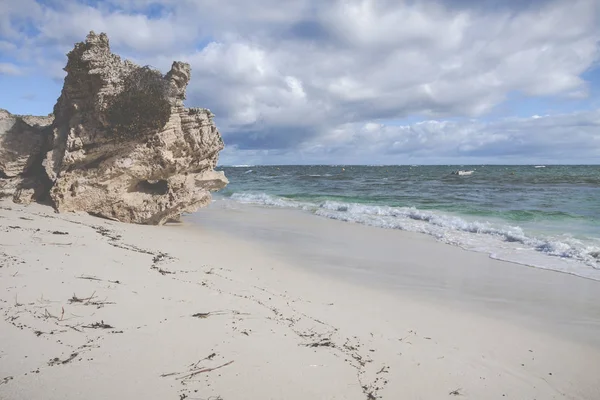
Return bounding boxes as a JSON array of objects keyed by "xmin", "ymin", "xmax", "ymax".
[{"xmin": 229, "ymin": 192, "xmax": 600, "ymax": 280}]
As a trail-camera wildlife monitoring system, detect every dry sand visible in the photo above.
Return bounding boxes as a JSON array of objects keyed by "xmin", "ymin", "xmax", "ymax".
[{"xmin": 1, "ymin": 200, "xmax": 599, "ymax": 400}]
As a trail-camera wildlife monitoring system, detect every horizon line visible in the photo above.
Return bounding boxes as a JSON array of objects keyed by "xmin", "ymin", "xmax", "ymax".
[{"xmin": 217, "ymin": 163, "xmax": 599, "ymax": 167}]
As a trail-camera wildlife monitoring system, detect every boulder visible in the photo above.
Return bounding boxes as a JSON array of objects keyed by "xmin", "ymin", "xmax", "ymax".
[{"xmin": 1, "ymin": 31, "xmax": 228, "ymax": 224}]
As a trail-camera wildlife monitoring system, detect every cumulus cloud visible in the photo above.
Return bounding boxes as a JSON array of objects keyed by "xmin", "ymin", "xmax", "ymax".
[
  {"xmin": 220, "ymin": 109, "xmax": 600, "ymax": 165},
  {"xmin": 0, "ymin": 0, "xmax": 599, "ymax": 163},
  {"xmin": 36, "ymin": 4, "xmax": 201, "ymax": 54},
  {"xmin": 0, "ymin": 0, "xmax": 43, "ymax": 38},
  {"xmin": 182, "ymin": 0, "xmax": 600, "ymax": 155},
  {"xmin": 0, "ymin": 62, "xmax": 22, "ymax": 76},
  {"xmin": 332, "ymin": 110, "xmax": 600, "ymax": 158}
]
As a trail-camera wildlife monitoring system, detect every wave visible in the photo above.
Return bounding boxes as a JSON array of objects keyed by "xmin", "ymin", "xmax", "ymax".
[
  {"xmin": 229, "ymin": 192, "xmax": 600, "ymax": 279},
  {"xmin": 303, "ymin": 174, "xmax": 333, "ymax": 178},
  {"xmin": 231, "ymin": 192, "xmax": 313, "ymax": 209}
]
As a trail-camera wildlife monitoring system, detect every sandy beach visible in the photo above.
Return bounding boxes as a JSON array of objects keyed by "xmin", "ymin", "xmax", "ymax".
[{"xmin": 1, "ymin": 199, "xmax": 599, "ymax": 400}]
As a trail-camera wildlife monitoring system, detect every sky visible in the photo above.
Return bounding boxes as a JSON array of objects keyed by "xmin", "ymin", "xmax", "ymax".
[{"xmin": 0, "ymin": 0, "xmax": 599, "ymax": 165}]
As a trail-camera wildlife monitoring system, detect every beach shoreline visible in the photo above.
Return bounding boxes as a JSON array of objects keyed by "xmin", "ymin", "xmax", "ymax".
[
  {"xmin": 217, "ymin": 164, "xmax": 600, "ymax": 281},
  {"xmin": 1, "ymin": 200, "xmax": 599, "ymax": 399},
  {"xmin": 193, "ymin": 200, "xmax": 600, "ymax": 346}
]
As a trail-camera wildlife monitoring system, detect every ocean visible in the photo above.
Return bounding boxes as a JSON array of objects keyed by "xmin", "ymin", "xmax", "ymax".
[{"xmin": 215, "ymin": 165, "xmax": 600, "ymax": 281}]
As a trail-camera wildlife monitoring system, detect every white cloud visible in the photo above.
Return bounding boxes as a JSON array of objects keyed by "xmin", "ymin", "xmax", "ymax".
[
  {"xmin": 36, "ymin": 3, "xmax": 199, "ymax": 54},
  {"xmin": 0, "ymin": 0, "xmax": 43, "ymax": 38},
  {"xmin": 0, "ymin": 40, "xmax": 17, "ymax": 52},
  {"xmin": 1, "ymin": 0, "xmax": 599, "ymax": 163},
  {"xmin": 0, "ymin": 62, "xmax": 22, "ymax": 75},
  {"xmin": 219, "ymin": 109, "xmax": 600, "ymax": 165},
  {"xmin": 168, "ymin": 0, "xmax": 599, "ymax": 149},
  {"xmin": 337, "ymin": 109, "xmax": 600, "ymax": 160}
]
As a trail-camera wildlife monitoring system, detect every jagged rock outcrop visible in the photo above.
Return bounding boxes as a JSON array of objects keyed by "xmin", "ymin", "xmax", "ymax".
[
  {"xmin": 0, "ymin": 109, "xmax": 53, "ymax": 204},
  {"xmin": 0, "ymin": 31, "xmax": 228, "ymax": 224}
]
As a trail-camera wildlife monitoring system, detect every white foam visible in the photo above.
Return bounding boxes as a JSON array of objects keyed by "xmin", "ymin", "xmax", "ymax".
[
  {"xmin": 228, "ymin": 192, "xmax": 600, "ymax": 280},
  {"xmin": 230, "ymin": 193, "xmax": 313, "ymax": 210}
]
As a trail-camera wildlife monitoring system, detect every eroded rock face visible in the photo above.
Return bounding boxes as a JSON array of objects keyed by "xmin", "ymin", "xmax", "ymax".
[
  {"xmin": 43, "ymin": 31, "xmax": 227, "ymax": 224},
  {"xmin": 0, "ymin": 109, "xmax": 53, "ymax": 204},
  {"xmin": 0, "ymin": 31, "xmax": 227, "ymax": 224}
]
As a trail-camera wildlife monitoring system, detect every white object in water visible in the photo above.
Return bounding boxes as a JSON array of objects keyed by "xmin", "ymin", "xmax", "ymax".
[
  {"xmin": 534, "ymin": 165, "xmax": 546, "ymax": 168},
  {"xmin": 451, "ymin": 170, "xmax": 474, "ymax": 176}
]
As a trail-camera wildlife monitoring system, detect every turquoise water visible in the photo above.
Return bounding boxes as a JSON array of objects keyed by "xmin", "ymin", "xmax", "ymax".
[{"xmin": 215, "ymin": 165, "xmax": 600, "ymax": 279}]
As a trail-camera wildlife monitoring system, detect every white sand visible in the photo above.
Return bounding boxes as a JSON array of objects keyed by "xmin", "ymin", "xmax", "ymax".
[{"xmin": 1, "ymin": 200, "xmax": 599, "ymax": 400}]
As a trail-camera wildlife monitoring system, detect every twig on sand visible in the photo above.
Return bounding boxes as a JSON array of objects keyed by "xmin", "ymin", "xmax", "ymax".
[
  {"xmin": 76, "ymin": 275, "xmax": 121, "ymax": 284},
  {"xmin": 151, "ymin": 266, "xmax": 174, "ymax": 275},
  {"xmin": 303, "ymin": 338, "xmax": 335, "ymax": 348},
  {"xmin": 82, "ymin": 320, "xmax": 114, "ymax": 329},
  {"xmin": 161, "ymin": 355, "xmax": 234, "ymax": 380},
  {"xmin": 0, "ymin": 376, "xmax": 13, "ymax": 385},
  {"xmin": 65, "ymin": 324, "xmax": 83, "ymax": 333},
  {"xmin": 191, "ymin": 310, "xmax": 245, "ymax": 319},
  {"xmin": 176, "ymin": 361, "xmax": 234, "ymax": 380},
  {"xmin": 69, "ymin": 291, "xmax": 114, "ymax": 307},
  {"xmin": 43, "ymin": 307, "xmax": 65, "ymax": 321},
  {"xmin": 158, "ymin": 371, "xmax": 180, "ymax": 378},
  {"xmin": 77, "ymin": 275, "xmax": 102, "ymax": 281},
  {"xmin": 449, "ymin": 388, "xmax": 462, "ymax": 396},
  {"xmin": 376, "ymin": 366, "xmax": 389, "ymax": 375},
  {"xmin": 69, "ymin": 291, "xmax": 96, "ymax": 303},
  {"xmin": 192, "ymin": 312, "xmax": 212, "ymax": 319},
  {"xmin": 192, "ymin": 353, "xmax": 216, "ymax": 369},
  {"xmin": 48, "ymin": 352, "xmax": 78, "ymax": 366},
  {"xmin": 37, "ymin": 293, "xmax": 54, "ymax": 304}
]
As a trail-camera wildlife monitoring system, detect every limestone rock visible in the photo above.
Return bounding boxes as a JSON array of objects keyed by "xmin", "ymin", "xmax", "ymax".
[
  {"xmin": 43, "ymin": 31, "xmax": 227, "ymax": 224},
  {"xmin": 0, "ymin": 109, "xmax": 53, "ymax": 204}
]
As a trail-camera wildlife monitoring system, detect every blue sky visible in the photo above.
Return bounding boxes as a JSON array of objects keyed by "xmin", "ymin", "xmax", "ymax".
[{"xmin": 1, "ymin": 0, "xmax": 599, "ymax": 165}]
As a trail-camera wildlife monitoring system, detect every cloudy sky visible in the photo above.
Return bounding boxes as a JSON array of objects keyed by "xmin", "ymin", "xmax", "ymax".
[{"xmin": 1, "ymin": 0, "xmax": 599, "ymax": 165}]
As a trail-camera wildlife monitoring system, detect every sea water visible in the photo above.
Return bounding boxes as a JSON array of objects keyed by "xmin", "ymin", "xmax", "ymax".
[{"xmin": 215, "ymin": 165, "xmax": 600, "ymax": 280}]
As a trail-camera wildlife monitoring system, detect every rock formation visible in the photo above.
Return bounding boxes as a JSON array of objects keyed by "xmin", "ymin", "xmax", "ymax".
[
  {"xmin": 0, "ymin": 31, "xmax": 228, "ymax": 224},
  {"xmin": 0, "ymin": 109, "xmax": 53, "ymax": 204}
]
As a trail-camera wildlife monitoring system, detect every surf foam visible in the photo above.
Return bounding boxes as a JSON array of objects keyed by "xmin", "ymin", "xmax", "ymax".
[{"xmin": 229, "ymin": 192, "xmax": 600, "ymax": 280}]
